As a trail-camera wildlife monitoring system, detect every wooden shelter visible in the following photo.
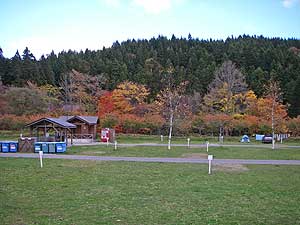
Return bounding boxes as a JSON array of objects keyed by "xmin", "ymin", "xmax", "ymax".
[
  {"xmin": 26, "ymin": 116, "xmax": 99, "ymax": 145},
  {"xmin": 26, "ymin": 117, "xmax": 76, "ymax": 145},
  {"xmin": 64, "ymin": 116, "xmax": 98, "ymax": 140}
]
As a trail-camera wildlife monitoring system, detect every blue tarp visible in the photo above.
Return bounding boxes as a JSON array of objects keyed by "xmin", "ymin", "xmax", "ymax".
[{"xmin": 255, "ymin": 134, "xmax": 265, "ymax": 141}]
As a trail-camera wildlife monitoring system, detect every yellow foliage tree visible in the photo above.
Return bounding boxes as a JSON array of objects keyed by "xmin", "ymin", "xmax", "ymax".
[{"xmin": 111, "ymin": 81, "xmax": 149, "ymax": 114}]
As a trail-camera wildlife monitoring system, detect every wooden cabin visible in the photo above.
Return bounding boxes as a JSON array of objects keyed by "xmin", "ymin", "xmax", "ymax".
[{"xmin": 63, "ymin": 116, "xmax": 98, "ymax": 140}]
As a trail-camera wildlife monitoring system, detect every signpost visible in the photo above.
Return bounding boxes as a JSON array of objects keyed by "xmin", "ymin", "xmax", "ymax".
[
  {"xmin": 39, "ymin": 150, "xmax": 43, "ymax": 168},
  {"xmin": 206, "ymin": 141, "xmax": 209, "ymax": 152},
  {"xmin": 208, "ymin": 154, "xmax": 213, "ymax": 175}
]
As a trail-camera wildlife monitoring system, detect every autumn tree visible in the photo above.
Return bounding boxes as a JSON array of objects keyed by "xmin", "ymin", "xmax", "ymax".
[
  {"xmin": 0, "ymin": 82, "xmax": 9, "ymax": 115},
  {"xmin": 60, "ymin": 69, "xmax": 103, "ymax": 113},
  {"xmin": 264, "ymin": 79, "xmax": 287, "ymax": 149},
  {"xmin": 203, "ymin": 60, "xmax": 248, "ymax": 114},
  {"xmin": 97, "ymin": 82, "xmax": 156, "ymax": 133},
  {"xmin": 98, "ymin": 91, "xmax": 115, "ymax": 117},
  {"xmin": 27, "ymin": 81, "xmax": 61, "ymax": 111},
  {"xmin": 111, "ymin": 81, "xmax": 149, "ymax": 114},
  {"xmin": 192, "ymin": 114, "xmax": 206, "ymax": 135},
  {"xmin": 4, "ymin": 87, "xmax": 48, "ymax": 116},
  {"xmin": 203, "ymin": 113, "xmax": 232, "ymax": 137},
  {"xmin": 287, "ymin": 116, "xmax": 300, "ymax": 136},
  {"xmin": 156, "ymin": 61, "xmax": 188, "ymax": 149}
]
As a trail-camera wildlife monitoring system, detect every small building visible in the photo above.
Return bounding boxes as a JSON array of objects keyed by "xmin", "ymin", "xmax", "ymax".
[
  {"xmin": 26, "ymin": 117, "xmax": 76, "ymax": 145},
  {"xmin": 26, "ymin": 115, "xmax": 99, "ymax": 145},
  {"xmin": 63, "ymin": 116, "xmax": 98, "ymax": 140}
]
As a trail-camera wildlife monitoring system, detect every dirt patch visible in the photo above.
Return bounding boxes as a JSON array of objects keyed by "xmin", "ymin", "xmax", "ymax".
[
  {"xmin": 182, "ymin": 153, "xmax": 208, "ymax": 159},
  {"xmin": 213, "ymin": 163, "xmax": 249, "ymax": 172}
]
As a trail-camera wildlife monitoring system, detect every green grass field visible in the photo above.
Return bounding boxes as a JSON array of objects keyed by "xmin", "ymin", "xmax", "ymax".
[
  {"xmin": 2, "ymin": 130, "xmax": 300, "ymax": 145},
  {"xmin": 1, "ymin": 158, "xmax": 300, "ymax": 225},
  {"xmin": 115, "ymin": 134, "xmax": 300, "ymax": 145},
  {"xmin": 68, "ymin": 145, "xmax": 300, "ymax": 160}
]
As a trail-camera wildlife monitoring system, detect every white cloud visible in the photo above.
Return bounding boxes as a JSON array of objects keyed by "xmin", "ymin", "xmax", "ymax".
[
  {"xmin": 132, "ymin": 0, "xmax": 182, "ymax": 14},
  {"xmin": 282, "ymin": 0, "xmax": 299, "ymax": 8}
]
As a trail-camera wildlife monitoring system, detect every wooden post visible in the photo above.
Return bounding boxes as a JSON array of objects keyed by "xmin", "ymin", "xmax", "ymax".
[
  {"xmin": 44, "ymin": 121, "xmax": 47, "ymax": 138},
  {"xmin": 93, "ymin": 125, "xmax": 97, "ymax": 141},
  {"xmin": 71, "ymin": 129, "xmax": 73, "ymax": 145},
  {"xmin": 65, "ymin": 128, "xmax": 68, "ymax": 146}
]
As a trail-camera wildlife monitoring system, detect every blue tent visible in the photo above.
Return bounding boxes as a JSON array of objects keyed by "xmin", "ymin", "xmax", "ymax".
[{"xmin": 240, "ymin": 135, "xmax": 250, "ymax": 143}]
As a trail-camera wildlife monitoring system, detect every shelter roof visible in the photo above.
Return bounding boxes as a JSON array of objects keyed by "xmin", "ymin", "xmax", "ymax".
[{"xmin": 26, "ymin": 117, "xmax": 76, "ymax": 129}]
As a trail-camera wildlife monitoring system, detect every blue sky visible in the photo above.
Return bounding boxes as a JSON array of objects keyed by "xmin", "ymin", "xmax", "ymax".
[{"xmin": 0, "ymin": 0, "xmax": 300, "ymax": 58}]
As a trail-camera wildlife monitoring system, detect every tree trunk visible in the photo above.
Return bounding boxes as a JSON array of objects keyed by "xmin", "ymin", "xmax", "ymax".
[
  {"xmin": 168, "ymin": 110, "xmax": 174, "ymax": 150},
  {"xmin": 272, "ymin": 98, "xmax": 275, "ymax": 150}
]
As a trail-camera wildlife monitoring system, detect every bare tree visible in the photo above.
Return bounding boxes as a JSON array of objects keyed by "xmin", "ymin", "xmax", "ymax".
[
  {"xmin": 59, "ymin": 71, "xmax": 73, "ymax": 106},
  {"xmin": 204, "ymin": 60, "xmax": 248, "ymax": 114},
  {"xmin": 211, "ymin": 60, "xmax": 247, "ymax": 93},
  {"xmin": 59, "ymin": 69, "xmax": 104, "ymax": 113}
]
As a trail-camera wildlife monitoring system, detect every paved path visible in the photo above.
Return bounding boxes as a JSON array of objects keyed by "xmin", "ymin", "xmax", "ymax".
[{"xmin": 1, "ymin": 153, "xmax": 300, "ymax": 165}]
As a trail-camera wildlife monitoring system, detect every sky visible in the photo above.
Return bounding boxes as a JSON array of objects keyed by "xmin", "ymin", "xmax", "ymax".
[{"xmin": 0, "ymin": 0, "xmax": 300, "ymax": 58}]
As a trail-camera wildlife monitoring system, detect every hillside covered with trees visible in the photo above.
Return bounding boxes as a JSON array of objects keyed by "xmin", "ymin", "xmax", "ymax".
[{"xmin": 1, "ymin": 35, "xmax": 300, "ymax": 135}]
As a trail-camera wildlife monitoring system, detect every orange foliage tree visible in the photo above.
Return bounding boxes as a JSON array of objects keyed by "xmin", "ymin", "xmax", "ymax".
[
  {"xmin": 287, "ymin": 116, "xmax": 300, "ymax": 136},
  {"xmin": 203, "ymin": 113, "xmax": 232, "ymax": 136},
  {"xmin": 97, "ymin": 81, "xmax": 166, "ymax": 134}
]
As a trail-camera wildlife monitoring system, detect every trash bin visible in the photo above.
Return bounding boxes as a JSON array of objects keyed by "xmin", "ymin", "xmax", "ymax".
[
  {"xmin": 34, "ymin": 142, "xmax": 42, "ymax": 153},
  {"xmin": 56, "ymin": 142, "xmax": 66, "ymax": 153},
  {"xmin": 9, "ymin": 142, "xmax": 18, "ymax": 152},
  {"xmin": 48, "ymin": 143, "xmax": 56, "ymax": 153},
  {"xmin": 41, "ymin": 142, "xmax": 49, "ymax": 153},
  {"xmin": 1, "ymin": 142, "xmax": 9, "ymax": 153}
]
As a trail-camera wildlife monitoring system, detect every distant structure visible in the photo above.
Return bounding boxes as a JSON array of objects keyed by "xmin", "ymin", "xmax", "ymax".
[{"xmin": 26, "ymin": 116, "xmax": 99, "ymax": 144}]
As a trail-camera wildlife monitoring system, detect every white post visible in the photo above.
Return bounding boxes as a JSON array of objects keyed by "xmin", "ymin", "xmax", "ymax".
[
  {"xmin": 168, "ymin": 139, "xmax": 171, "ymax": 150},
  {"xmin": 208, "ymin": 155, "xmax": 213, "ymax": 175},
  {"xmin": 39, "ymin": 151, "xmax": 43, "ymax": 168},
  {"xmin": 114, "ymin": 141, "xmax": 117, "ymax": 150},
  {"xmin": 206, "ymin": 141, "xmax": 209, "ymax": 153},
  {"xmin": 187, "ymin": 138, "xmax": 190, "ymax": 148},
  {"xmin": 160, "ymin": 135, "xmax": 163, "ymax": 142},
  {"xmin": 272, "ymin": 139, "xmax": 275, "ymax": 150},
  {"xmin": 106, "ymin": 137, "xmax": 109, "ymax": 147},
  {"xmin": 280, "ymin": 135, "xmax": 283, "ymax": 144}
]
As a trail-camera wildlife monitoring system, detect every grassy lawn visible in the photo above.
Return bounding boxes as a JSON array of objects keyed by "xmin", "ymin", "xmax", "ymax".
[
  {"xmin": 116, "ymin": 134, "xmax": 247, "ymax": 144},
  {"xmin": 0, "ymin": 130, "xmax": 21, "ymax": 141},
  {"xmin": 68, "ymin": 145, "xmax": 300, "ymax": 160},
  {"xmin": 1, "ymin": 157, "xmax": 300, "ymax": 225},
  {"xmin": 1, "ymin": 130, "xmax": 300, "ymax": 145},
  {"xmin": 116, "ymin": 134, "xmax": 300, "ymax": 145}
]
